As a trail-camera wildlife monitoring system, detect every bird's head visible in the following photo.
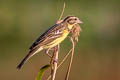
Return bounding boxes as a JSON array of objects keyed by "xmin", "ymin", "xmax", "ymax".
[
  {"xmin": 62, "ymin": 16, "xmax": 83, "ymax": 30},
  {"xmin": 63, "ymin": 16, "xmax": 83, "ymax": 25}
]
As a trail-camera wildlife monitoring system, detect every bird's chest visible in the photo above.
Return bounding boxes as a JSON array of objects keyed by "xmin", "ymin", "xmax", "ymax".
[
  {"xmin": 61, "ymin": 24, "xmax": 73, "ymax": 38},
  {"xmin": 47, "ymin": 29, "xmax": 69, "ymax": 48},
  {"xmin": 45, "ymin": 24, "xmax": 73, "ymax": 48}
]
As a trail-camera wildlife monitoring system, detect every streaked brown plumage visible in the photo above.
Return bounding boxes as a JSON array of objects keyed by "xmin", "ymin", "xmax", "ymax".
[{"xmin": 17, "ymin": 16, "xmax": 82, "ymax": 69}]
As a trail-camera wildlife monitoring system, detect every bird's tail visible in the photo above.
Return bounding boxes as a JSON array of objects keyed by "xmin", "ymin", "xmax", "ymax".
[{"xmin": 17, "ymin": 47, "xmax": 43, "ymax": 69}]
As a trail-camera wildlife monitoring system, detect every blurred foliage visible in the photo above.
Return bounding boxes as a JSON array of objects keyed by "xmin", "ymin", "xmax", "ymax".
[{"xmin": 0, "ymin": 0, "xmax": 120, "ymax": 80}]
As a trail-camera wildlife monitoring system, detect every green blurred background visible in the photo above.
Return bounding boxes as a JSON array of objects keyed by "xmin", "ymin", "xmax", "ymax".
[{"xmin": 0, "ymin": 0, "xmax": 120, "ymax": 80}]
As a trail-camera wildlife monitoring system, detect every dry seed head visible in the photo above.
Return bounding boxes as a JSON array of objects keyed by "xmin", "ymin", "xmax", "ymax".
[{"xmin": 71, "ymin": 24, "xmax": 82, "ymax": 42}]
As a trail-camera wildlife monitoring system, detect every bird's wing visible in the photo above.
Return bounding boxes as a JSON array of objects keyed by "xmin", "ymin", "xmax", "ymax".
[
  {"xmin": 17, "ymin": 23, "xmax": 66, "ymax": 69},
  {"xmin": 29, "ymin": 23, "xmax": 65, "ymax": 50}
]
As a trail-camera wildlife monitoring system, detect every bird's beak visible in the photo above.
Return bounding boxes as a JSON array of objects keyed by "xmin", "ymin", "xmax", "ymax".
[{"xmin": 77, "ymin": 19, "xmax": 83, "ymax": 24}]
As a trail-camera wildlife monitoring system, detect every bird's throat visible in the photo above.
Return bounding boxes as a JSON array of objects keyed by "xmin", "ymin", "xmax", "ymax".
[{"xmin": 67, "ymin": 23, "xmax": 73, "ymax": 30}]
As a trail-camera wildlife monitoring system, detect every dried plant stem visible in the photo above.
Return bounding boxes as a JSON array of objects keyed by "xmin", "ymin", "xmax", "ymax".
[
  {"xmin": 58, "ymin": 2, "xmax": 66, "ymax": 20},
  {"xmin": 51, "ymin": 45, "xmax": 59, "ymax": 80},
  {"xmin": 49, "ymin": 2, "xmax": 66, "ymax": 80},
  {"xmin": 58, "ymin": 49, "xmax": 72, "ymax": 68},
  {"xmin": 65, "ymin": 37, "xmax": 75, "ymax": 80},
  {"xmin": 47, "ymin": 48, "xmax": 72, "ymax": 80}
]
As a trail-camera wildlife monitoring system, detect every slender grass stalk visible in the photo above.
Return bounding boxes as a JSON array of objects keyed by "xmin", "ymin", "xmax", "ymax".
[
  {"xmin": 47, "ymin": 48, "xmax": 72, "ymax": 80},
  {"xmin": 51, "ymin": 45, "xmax": 59, "ymax": 80},
  {"xmin": 58, "ymin": 2, "xmax": 66, "ymax": 20},
  {"xmin": 65, "ymin": 37, "xmax": 75, "ymax": 80}
]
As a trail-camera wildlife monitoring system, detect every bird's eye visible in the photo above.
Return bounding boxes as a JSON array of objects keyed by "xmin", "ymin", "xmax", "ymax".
[{"xmin": 75, "ymin": 18, "xmax": 77, "ymax": 20}]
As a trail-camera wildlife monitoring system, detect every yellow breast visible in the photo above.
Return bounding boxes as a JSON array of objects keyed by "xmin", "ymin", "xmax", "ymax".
[
  {"xmin": 45, "ymin": 29, "xmax": 69, "ymax": 49},
  {"xmin": 44, "ymin": 24, "xmax": 73, "ymax": 49}
]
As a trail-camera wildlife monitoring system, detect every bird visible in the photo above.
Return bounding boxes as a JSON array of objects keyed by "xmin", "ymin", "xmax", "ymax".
[{"xmin": 17, "ymin": 16, "xmax": 83, "ymax": 69}]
